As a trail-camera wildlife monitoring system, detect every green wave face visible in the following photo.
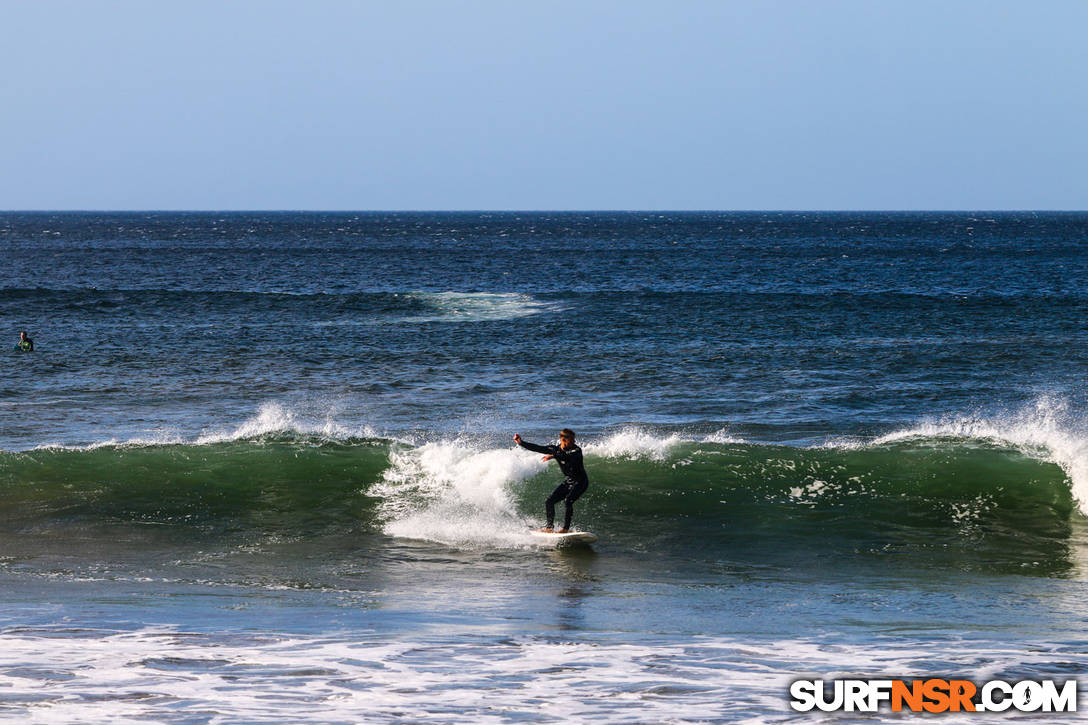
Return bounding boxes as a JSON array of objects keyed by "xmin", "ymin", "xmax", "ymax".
[
  {"xmin": 569, "ymin": 440, "xmax": 1077, "ymax": 575},
  {"xmin": 0, "ymin": 437, "xmax": 1079, "ymax": 576},
  {"xmin": 0, "ymin": 439, "xmax": 392, "ymax": 538}
]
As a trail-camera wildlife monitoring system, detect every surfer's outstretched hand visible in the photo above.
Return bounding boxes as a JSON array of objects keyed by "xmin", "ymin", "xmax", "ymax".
[{"xmin": 513, "ymin": 433, "xmax": 522, "ymax": 445}]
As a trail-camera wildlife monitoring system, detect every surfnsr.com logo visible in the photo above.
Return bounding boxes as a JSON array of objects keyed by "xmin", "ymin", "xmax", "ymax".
[{"xmin": 790, "ymin": 679, "xmax": 1077, "ymax": 713}]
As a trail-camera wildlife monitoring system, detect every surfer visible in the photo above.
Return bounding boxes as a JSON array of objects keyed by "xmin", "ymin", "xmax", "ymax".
[
  {"xmin": 14, "ymin": 331, "xmax": 33, "ymax": 352},
  {"xmin": 513, "ymin": 429, "xmax": 588, "ymax": 534}
]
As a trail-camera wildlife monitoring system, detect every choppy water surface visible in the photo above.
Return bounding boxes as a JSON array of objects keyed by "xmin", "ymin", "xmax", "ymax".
[{"xmin": 3, "ymin": 212, "xmax": 1088, "ymax": 722}]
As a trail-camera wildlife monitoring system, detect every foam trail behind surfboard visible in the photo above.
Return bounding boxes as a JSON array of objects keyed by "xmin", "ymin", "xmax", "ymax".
[
  {"xmin": 375, "ymin": 439, "xmax": 542, "ymax": 548},
  {"xmin": 530, "ymin": 531, "xmax": 598, "ymax": 546}
]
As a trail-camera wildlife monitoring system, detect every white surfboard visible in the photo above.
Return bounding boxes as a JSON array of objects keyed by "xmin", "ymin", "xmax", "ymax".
[{"xmin": 530, "ymin": 530, "xmax": 598, "ymax": 545}]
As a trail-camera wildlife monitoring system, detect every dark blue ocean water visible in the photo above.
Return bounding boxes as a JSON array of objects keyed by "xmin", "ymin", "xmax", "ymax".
[{"xmin": 2, "ymin": 212, "xmax": 1088, "ymax": 722}]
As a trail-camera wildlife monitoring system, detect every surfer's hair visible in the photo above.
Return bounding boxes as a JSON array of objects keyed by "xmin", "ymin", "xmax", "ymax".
[{"xmin": 559, "ymin": 428, "xmax": 575, "ymax": 441}]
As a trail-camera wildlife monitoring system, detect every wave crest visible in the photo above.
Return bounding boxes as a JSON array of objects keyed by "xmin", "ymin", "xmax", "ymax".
[
  {"xmin": 839, "ymin": 397, "xmax": 1088, "ymax": 515},
  {"xmin": 195, "ymin": 402, "xmax": 379, "ymax": 445}
]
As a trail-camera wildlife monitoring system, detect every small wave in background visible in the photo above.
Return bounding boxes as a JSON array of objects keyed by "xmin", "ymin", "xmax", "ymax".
[{"xmin": 403, "ymin": 291, "xmax": 557, "ymax": 323}]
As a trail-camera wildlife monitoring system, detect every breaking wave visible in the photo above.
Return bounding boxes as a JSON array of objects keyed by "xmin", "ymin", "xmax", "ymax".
[{"xmin": 1, "ymin": 401, "xmax": 1085, "ymax": 573}]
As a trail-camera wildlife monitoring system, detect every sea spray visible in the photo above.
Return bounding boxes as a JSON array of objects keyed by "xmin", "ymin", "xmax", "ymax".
[
  {"xmin": 375, "ymin": 439, "xmax": 544, "ymax": 547},
  {"xmin": 583, "ymin": 427, "xmax": 686, "ymax": 461},
  {"xmin": 196, "ymin": 401, "xmax": 381, "ymax": 445}
]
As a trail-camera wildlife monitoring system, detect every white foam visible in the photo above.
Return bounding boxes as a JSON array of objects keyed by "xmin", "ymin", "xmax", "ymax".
[
  {"xmin": 788, "ymin": 479, "xmax": 832, "ymax": 504},
  {"xmin": 375, "ymin": 439, "xmax": 543, "ymax": 547},
  {"xmin": 585, "ymin": 428, "xmax": 686, "ymax": 461},
  {"xmin": 0, "ymin": 627, "xmax": 1074, "ymax": 724},
  {"xmin": 586, "ymin": 428, "xmax": 746, "ymax": 460},
  {"xmin": 195, "ymin": 401, "xmax": 379, "ymax": 445},
  {"xmin": 405, "ymin": 291, "xmax": 556, "ymax": 322},
  {"xmin": 702, "ymin": 428, "xmax": 746, "ymax": 445}
]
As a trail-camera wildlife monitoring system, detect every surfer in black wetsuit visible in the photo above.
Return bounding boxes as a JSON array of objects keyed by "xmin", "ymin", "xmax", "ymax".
[{"xmin": 513, "ymin": 428, "xmax": 588, "ymax": 533}]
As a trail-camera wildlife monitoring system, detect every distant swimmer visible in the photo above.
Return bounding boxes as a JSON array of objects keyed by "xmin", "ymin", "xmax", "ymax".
[
  {"xmin": 13, "ymin": 331, "xmax": 33, "ymax": 352},
  {"xmin": 514, "ymin": 428, "xmax": 589, "ymax": 534}
]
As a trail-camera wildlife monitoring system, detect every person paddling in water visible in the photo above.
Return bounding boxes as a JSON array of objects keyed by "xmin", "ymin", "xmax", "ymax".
[{"xmin": 513, "ymin": 429, "xmax": 589, "ymax": 533}]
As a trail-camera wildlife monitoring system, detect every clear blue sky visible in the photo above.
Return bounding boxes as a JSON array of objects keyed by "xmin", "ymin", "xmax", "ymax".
[{"xmin": 3, "ymin": 0, "xmax": 1086, "ymax": 210}]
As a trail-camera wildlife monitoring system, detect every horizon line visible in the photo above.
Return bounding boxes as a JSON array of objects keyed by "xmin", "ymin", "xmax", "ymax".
[{"xmin": 2, "ymin": 209, "xmax": 1086, "ymax": 214}]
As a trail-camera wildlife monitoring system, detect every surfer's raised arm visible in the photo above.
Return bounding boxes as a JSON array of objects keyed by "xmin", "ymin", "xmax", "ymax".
[{"xmin": 513, "ymin": 433, "xmax": 555, "ymax": 456}]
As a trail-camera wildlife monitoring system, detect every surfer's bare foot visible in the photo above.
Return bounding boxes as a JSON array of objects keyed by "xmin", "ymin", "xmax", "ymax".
[
  {"xmin": 556, "ymin": 529, "xmax": 569, "ymax": 534},
  {"xmin": 536, "ymin": 527, "xmax": 554, "ymax": 533}
]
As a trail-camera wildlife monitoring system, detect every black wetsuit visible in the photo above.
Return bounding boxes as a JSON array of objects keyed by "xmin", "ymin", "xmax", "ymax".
[{"xmin": 517, "ymin": 439, "xmax": 589, "ymax": 531}]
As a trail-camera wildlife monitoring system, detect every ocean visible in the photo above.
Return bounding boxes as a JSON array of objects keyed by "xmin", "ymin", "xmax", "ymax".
[{"xmin": 2, "ymin": 211, "xmax": 1088, "ymax": 722}]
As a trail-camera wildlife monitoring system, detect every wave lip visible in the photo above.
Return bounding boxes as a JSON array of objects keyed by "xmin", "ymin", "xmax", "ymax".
[
  {"xmin": 19, "ymin": 402, "xmax": 385, "ymax": 452},
  {"xmin": 584, "ymin": 428, "xmax": 686, "ymax": 461},
  {"xmin": 830, "ymin": 397, "xmax": 1088, "ymax": 517},
  {"xmin": 194, "ymin": 402, "xmax": 380, "ymax": 446}
]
